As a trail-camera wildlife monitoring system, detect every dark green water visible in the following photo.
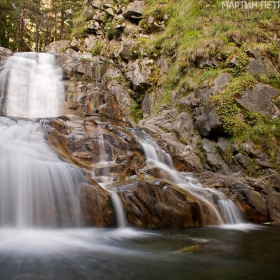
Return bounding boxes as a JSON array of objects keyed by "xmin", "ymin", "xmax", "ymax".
[{"xmin": 0, "ymin": 224, "xmax": 279, "ymax": 280}]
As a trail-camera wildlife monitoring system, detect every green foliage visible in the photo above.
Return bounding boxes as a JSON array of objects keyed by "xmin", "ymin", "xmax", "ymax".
[
  {"xmin": 130, "ymin": 102, "xmax": 143, "ymax": 123},
  {"xmin": 227, "ymin": 52, "xmax": 249, "ymax": 77},
  {"xmin": 106, "ymin": 22, "xmax": 121, "ymax": 40},
  {"xmin": 129, "ymin": 38, "xmax": 158, "ymax": 59},
  {"xmin": 196, "ymin": 139, "xmax": 206, "ymax": 164},
  {"xmin": 0, "ymin": 0, "xmax": 83, "ymax": 51},
  {"xmin": 211, "ymin": 23, "xmax": 230, "ymax": 37},
  {"xmin": 212, "ymin": 73, "xmax": 256, "ymax": 135},
  {"xmin": 91, "ymin": 42, "xmax": 103, "ymax": 56},
  {"xmin": 199, "ymin": 68, "xmax": 221, "ymax": 83},
  {"xmin": 71, "ymin": 14, "xmax": 87, "ymax": 38},
  {"xmin": 153, "ymin": 88, "xmax": 172, "ymax": 113}
]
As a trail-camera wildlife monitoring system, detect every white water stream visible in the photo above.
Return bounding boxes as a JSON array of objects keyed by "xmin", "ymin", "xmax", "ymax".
[
  {"xmin": 92, "ymin": 134, "xmax": 127, "ymax": 228},
  {"xmin": 0, "ymin": 52, "xmax": 64, "ymax": 118},
  {"xmin": 132, "ymin": 129, "xmax": 244, "ymax": 225}
]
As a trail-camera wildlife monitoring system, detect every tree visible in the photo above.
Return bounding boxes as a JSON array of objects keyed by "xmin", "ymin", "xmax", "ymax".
[{"xmin": 0, "ymin": 0, "xmax": 83, "ymax": 51}]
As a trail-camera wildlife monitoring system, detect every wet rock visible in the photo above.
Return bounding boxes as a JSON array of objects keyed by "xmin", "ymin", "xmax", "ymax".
[
  {"xmin": 80, "ymin": 183, "xmax": 113, "ymax": 227},
  {"xmin": 263, "ymin": 173, "xmax": 280, "ymax": 223},
  {"xmin": 237, "ymin": 83, "xmax": 280, "ymax": 118},
  {"xmin": 107, "ymin": 79, "xmax": 134, "ymax": 124},
  {"xmin": 46, "ymin": 116, "xmax": 145, "ymax": 178},
  {"xmin": 197, "ymin": 172, "xmax": 271, "ymax": 223},
  {"xmin": 138, "ymin": 110, "xmax": 203, "ymax": 170},
  {"xmin": 113, "ymin": 180, "xmax": 220, "ymax": 228},
  {"xmin": 173, "ymin": 245, "xmax": 203, "ymax": 254},
  {"xmin": 245, "ymin": 189, "xmax": 267, "ymax": 216}
]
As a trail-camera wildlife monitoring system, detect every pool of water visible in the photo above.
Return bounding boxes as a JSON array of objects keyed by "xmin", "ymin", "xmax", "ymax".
[{"xmin": 0, "ymin": 224, "xmax": 279, "ymax": 280}]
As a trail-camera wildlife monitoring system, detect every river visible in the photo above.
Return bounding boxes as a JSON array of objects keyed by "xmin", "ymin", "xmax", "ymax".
[{"xmin": 0, "ymin": 224, "xmax": 279, "ymax": 280}]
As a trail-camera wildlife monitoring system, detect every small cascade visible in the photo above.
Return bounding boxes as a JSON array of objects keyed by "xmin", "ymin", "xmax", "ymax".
[
  {"xmin": 218, "ymin": 199, "xmax": 244, "ymax": 224},
  {"xmin": 0, "ymin": 52, "xmax": 64, "ymax": 118},
  {"xmin": 92, "ymin": 134, "xmax": 114, "ymax": 186},
  {"xmin": 109, "ymin": 191, "xmax": 127, "ymax": 228},
  {"xmin": 0, "ymin": 118, "xmax": 85, "ymax": 228},
  {"xmin": 133, "ymin": 129, "xmax": 174, "ymax": 168},
  {"xmin": 132, "ymin": 129, "xmax": 244, "ymax": 225},
  {"xmin": 91, "ymin": 133, "xmax": 127, "ymax": 227}
]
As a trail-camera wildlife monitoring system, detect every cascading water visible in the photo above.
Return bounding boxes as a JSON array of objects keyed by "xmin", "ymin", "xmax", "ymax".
[
  {"xmin": 0, "ymin": 53, "xmax": 85, "ymax": 228},
  {"xmin": 0, "ymin": 118, "xmax": 85, "ymax": 228},
  {"xmin": 92, "ymin": 134, "xmax": 127, "ymax": 227},
  {"xmin": 132, "ymin": 129, "xmax": 244, "ymax": 225},
  {"xmin": 0, "ymin": 52, "xmax": 64, "ymax": 118}
]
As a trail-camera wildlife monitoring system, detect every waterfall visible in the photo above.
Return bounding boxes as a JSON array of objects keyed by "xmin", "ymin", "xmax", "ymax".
[
  {"xmin": 109, "ymin": 191, "xmax": 127, "ymax": 228},
  {"xmin": 0, "ymin": 118, "xmax": 85, "ymax": 228},
  {"xmin": 132, "ymin": 129, "xmax": 244, "ymax": 225},
  {"xmin": 0, "ymin": 53, "xmax": 86, "ymax": 228},
  {"xmin": 0, "ymin": 52, "xmax": 64, "ymax": 118},
  {"xmin": 92, "ymin": 134, "xmax": 127, "ymax": 227}
]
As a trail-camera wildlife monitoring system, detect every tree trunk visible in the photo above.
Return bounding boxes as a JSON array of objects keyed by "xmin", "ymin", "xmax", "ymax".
[
  {"xmin": 35, "ymin": 0, "xmax": 41, "ymax": 52},
  {"xmin": 0, "ymin": 8, "xmax": 3, "ymax": 46},
  {"xmin": 60, "ymin": 0, "xmax": 65, "ymax": 40}
]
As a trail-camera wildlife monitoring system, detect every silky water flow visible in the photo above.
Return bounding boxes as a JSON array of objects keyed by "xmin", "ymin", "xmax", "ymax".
[{"xmin": 131, "ymin": 129, "xmax": 244, "ymax": 225}]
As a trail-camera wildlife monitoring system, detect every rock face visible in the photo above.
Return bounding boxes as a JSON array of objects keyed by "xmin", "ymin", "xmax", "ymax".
[
  {"xmin": 123, "ymin": 1, "xmax": 145, "ymax": 19},
  {"xmin": 125, "ymin": 58, "xmax": 155, "ymax": 93},
  {"xmin": 113, "ymin": 180, "xmax": 219, "ymax": 228},
  {"xmin": 80, "ymin": 183, "xmax": 113, "ymax": 227},
  {"xmin": 237, "ymin": 83, "xmax": 280, "ymax": 118}
]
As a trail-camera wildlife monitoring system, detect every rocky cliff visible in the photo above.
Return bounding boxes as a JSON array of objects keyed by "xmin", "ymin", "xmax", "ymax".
[{"xmin": 1, "ymin": 0, "xmax": 280, "ymax": 226}]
